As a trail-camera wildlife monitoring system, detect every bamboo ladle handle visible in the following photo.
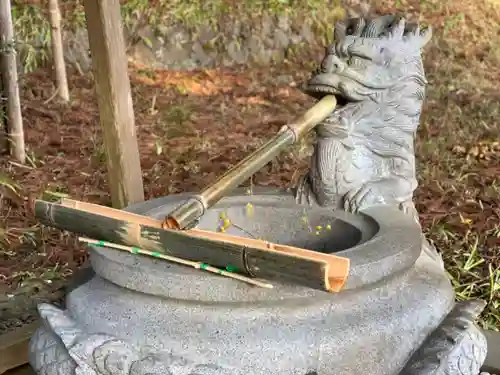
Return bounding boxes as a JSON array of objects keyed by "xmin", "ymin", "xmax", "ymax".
[{"xmin": 165, "ymin": 95, "xmax": 338, "ymax": 230}]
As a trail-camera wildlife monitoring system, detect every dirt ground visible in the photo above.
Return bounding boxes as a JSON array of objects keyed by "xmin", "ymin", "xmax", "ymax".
[{"xmin": 1, "ymin": 0, "xmax": 499, "ymax": 331}]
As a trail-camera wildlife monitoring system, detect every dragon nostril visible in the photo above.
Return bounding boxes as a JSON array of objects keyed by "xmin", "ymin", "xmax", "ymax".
[
  {"xmin": 328, "ymin": 55, "xmax": 345, "ymax": 73},
  {"xmin": 321, "ymin": 59, "xmax": 334, "ymax": 73},
  {"xmin": 332, "ymin": 62, "xmax": 345, "ymax": 73},
  {"xmin": 319, "ymin": 55, "xmax": 345, "ymax": 74}
]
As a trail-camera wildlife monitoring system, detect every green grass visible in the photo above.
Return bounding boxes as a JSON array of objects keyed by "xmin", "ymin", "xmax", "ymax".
[{"xmin": 394, "ymin": 0, "xmax": 500, "ymax": 329}]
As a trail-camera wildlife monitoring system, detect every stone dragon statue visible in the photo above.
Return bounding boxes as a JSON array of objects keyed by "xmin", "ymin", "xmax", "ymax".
[
  {"xmin": 295, "ymin": 14, "xmax": 489, "ymax": 375},
  {"xmin": 27, "ymin": 14, "xmax": 490, "ymax": 375},
  {"xmin": 295, "ymin": 14, "xmax": 430, "ymax": 222}
]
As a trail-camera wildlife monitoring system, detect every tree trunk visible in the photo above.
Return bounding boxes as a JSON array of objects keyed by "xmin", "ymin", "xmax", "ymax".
[
  {"xmin": 0, "ymin": 0, "xmax": 25, "ymax": 163},
  {"xmin": 48, "ymin": 0, "xmax": 69, "ymax": 102},
  {"xmin": 0, "ymin": 73, "xmax": 8, "ymax": 154}
]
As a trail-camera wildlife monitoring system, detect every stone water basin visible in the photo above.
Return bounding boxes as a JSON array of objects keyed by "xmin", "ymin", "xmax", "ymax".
[
  {"xmin": 92, "ymin": 188, "xmax": 428, "ymax": 296},
  {"xmin": 30, "ymin": 188, "xmax": 455, "ymax": 375}
]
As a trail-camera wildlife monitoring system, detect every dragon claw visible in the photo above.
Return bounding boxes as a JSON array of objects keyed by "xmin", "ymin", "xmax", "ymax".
[
  {"xmin": 295, "ymin": 174, "xmax": 315, "ymax": 206},
  {"xmin": 343, "ymin": 184, "xmax": 386, "ymax": 213}
]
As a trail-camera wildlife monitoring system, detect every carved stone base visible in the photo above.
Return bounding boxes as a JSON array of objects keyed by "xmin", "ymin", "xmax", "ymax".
[
  {"xmin": 401, "ymin": 301, "xmax": 488, "ymax": 375},
  {"xmin": 28, "ymin": 191, "xmax": 488, "ymax": 375}
]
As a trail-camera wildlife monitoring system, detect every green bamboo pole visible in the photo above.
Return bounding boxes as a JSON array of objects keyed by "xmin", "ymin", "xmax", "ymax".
[{"xmin": 79, "ymin": 237, "xmax": 273, "ymax": 288}]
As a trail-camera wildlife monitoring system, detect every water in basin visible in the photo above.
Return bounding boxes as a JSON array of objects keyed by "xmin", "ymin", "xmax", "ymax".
[{"xmin": 193, "ymin": 204, "xmax": 364, "ymax": 254}]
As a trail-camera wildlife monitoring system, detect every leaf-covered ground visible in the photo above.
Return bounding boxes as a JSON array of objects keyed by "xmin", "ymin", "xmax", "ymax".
[{"xmin": 1, "ymin": 0, "xmax": 499, "ymax": 329}]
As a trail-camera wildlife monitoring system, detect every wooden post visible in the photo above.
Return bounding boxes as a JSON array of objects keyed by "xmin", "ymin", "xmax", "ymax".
[
  {"xmin": 48, "ymin": 0, "xmax": 69, "ymax": 102},
  {"xmin": 0, "ymin": 321, "xmax": 40, "ymax": 373},
  {"xmin": 0, "ymin": 0, "xmax": 25, "ymax": 164},
  {"xmin": 83, "ymin": 0, "xmax": 144, "ymax": 208}
]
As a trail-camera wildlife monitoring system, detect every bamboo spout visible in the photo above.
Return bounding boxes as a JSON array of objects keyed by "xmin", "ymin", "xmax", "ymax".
[{"xmin": 164, "ymin": 95, "xmax": 338, "ymax": 230}]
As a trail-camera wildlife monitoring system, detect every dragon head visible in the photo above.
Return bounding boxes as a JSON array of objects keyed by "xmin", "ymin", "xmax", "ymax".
[{"xmin": 303, "ymin": 15, "xmax": 432, "ymax": 105}]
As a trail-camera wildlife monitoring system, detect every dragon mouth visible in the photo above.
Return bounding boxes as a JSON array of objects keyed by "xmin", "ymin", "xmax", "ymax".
[
  {"xmin": 303, "ymin": 71, "xmax": 383, "ymax": 105},
  {"xmin": 303, "ymin": 73, "xmax": 354, "ymax": 107},
  {"xmin": 304, "ymin": 83, "xmax": 349, "ymax": 106}
]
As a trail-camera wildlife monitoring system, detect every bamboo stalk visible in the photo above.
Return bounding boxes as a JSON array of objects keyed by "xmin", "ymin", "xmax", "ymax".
[
  {"xmin": 35, "ymin": 198, "xmax": 351, "ymax": 293},
  {"xmin": 0, "ymin": 0, "xmax": 25, "ymax": 163},
  {"xmin": 48, "ymin": 0, "xmax": 70, "ymax": 102},
  {"xmin": 79, "ymin": 237, "xmax": 273, "ymax": 288},
  {"xmin": 0, "ymin": 73, "xmax": 8, "ymax": 155}
]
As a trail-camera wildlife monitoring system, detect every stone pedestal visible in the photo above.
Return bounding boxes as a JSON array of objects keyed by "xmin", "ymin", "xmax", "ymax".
[{"xmin": 28, "ymin": 190, "xmax": 487, "ymax": 375}]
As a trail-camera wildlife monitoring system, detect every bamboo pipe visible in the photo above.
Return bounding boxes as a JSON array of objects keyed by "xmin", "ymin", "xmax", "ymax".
[{"xmin": 164, "ymin": 95, "xmax": 337, "ymax": 230}]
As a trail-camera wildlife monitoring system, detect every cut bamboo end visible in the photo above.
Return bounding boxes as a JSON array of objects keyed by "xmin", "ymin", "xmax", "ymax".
[
  {"xmin": 163, "ymin": 216, "xmax": 180, "ymax": 230},
  {"xmin": 325, "ymin": 257, "xmax": 351, "ymax": 292},
  {"xmin": 260, "ymin": 242, "xmax": 350, "ymax": 293}
]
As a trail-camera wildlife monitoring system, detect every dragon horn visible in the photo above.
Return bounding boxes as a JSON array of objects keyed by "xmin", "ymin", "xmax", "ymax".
[
  {"xmin": 419, "ymin": 26, "xmax": 433, "ymax": 47},
  {"xmin": 363, "ymin": 14, "xmax": 395, "ymax": 38},
  {"xmin": 392, "ymin": 17, "xmax": 407, "ymax": 39},
  {"xmin": 334, "ymin": 20, "xmax": 347, "ymax": 41},
  {"xmin": 352, "ymin": 17, "xmax": 366, "ymax": 36},
  {"xmin": 404, "ymin": 22, "xmax": 419, "ymax": 36}
]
